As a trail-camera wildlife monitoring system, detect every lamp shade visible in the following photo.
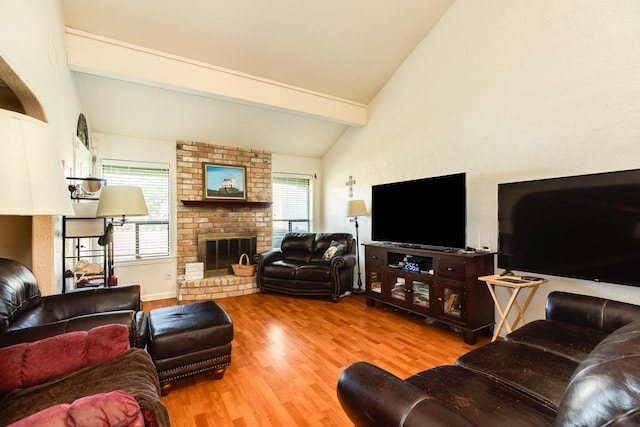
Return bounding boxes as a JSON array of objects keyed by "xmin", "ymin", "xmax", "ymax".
[
  {"xmin": 96, "ymin": 186, "xmax": 149, "ymax": 219},
  {"xmin": 0, "ymin": 109, "xmax": 73, "ymax": 215},
  {"xmin": 347, "ymin": 199, "xmax": 368, "ymax": 217}
]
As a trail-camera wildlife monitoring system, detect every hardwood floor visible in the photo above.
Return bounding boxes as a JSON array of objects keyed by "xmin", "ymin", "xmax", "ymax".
[{"xmin": 142, "ymin": 292, "xmax": 490, "ymax": 426}]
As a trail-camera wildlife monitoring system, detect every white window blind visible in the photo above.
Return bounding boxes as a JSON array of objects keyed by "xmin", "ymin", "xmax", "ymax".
[
  {"xmin": 272, "ymin": 173, "xmax": 312, "ymax": 248},
  {"xmin": 101, "ymin": 160, "xmax": 170, "ymax": 261}
]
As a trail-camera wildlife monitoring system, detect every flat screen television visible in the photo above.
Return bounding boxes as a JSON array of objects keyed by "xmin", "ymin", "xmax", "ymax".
[
  {"xmin": 371, "ymin": 173, "xmax": 466, "ymax": 250},
  {"xmin": 498, "ymin": 169, "xmax": 640, "ymax": 287}
]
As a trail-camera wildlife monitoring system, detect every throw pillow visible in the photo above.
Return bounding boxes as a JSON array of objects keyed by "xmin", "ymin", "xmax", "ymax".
[
  {"xmin": 7, "ymin": 390, "xmax": 144, "ymax": 427},
  {"xmin": 0, "ymin": 324, "xmax": 130, "ymax": 392},
  {"xmin": 322, "ymin": 240, "xmax": 347, "ymax": 263}
]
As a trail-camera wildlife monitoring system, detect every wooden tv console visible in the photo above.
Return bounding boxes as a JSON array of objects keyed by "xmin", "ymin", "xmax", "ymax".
[{"xmin": 363, "ymin": 243, "xmax": 495, "ymax": 344}]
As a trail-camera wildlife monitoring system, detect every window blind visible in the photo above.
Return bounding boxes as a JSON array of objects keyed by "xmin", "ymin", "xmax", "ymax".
[
  {"xmin": 102, "ymin": 160, "xmax": 170, "ymax": 260},
  {"xmin": 272, "ymin": 174, "xmax": 312, "ymax": 248}
]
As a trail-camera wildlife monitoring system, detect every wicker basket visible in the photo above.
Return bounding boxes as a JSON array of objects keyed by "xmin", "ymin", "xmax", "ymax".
[{"xmin": 231, "ymin": 253, "xmax": 256, "ymax": 277}]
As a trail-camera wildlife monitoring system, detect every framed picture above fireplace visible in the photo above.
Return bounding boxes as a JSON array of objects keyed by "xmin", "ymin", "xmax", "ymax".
[{"xmin": 203, "ymin": 164, "xmax": 246, "ymax": 200}]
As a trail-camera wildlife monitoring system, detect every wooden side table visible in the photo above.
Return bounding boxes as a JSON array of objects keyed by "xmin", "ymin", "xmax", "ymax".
[{"xmin": 479, "ymin": 275, "xmax": 547, "ymax": 342}]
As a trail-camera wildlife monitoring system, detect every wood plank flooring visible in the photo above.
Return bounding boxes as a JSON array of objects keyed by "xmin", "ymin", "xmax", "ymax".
[{"xmin": 143, "ymin": 292, "xmax": 489, "ymax": 427}]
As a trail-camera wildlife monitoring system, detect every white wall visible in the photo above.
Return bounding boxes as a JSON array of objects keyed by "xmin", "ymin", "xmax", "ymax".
[
  {"xmin": 322, "ymin": 1, "xmax": 640, "ymax": 331},
  {"xmin": 0, "ymin": 1, "xmax": 82, "ymax": 164},
  {"xmin": 91, "ymin": 133, "xmax": 177, "ymax": 301},
  {"xmin": 0, "ymin": 1, "xmax": 84, "ymax": 292}
]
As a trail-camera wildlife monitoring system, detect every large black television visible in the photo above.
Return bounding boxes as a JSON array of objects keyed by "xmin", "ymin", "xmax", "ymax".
[
  {"xmin": 371, "ymin": 173, "xmax": 466, "ymax": 250},
  {"xmin": 498, "ymin": 169, "xmax": 640, "ymax": 287}
]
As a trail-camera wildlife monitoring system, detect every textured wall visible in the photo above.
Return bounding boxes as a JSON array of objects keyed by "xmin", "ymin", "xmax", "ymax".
[{"xmin": 322, "ymin": 1, "xmax": 640, "ymax": 326}]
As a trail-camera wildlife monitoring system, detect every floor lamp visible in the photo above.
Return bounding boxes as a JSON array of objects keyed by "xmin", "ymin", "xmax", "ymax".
[
  {"xmin": 347, "ymin": 199, "xmax": 368, "ymax": 295},
  {"xmin": 96, "ymin": 185, "xmax": 149, "ymax": 287}
]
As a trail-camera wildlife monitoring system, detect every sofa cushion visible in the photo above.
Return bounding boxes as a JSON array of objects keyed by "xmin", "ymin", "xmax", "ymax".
[
  {"xmin": 0, "ymin": 324, "xmax": 130, "ymax": 392},
  {"xmin": 321, "ymin": 240, "xmax": 348, "ymax": 263},
  {"xmin": 7, "ymin": 390, "xmax": 144, "ymax": 427},
  {"xmin": 0, "ymin": 258, "xmax": 41, "ymax": 331},
  {"xmin": 504, "ymin": 319, "xmax": 608, "ymax": 362},
  {"xmin": 456, "ymin": 340, "xmax": 578, "ymax": 409},
  {"xmin": 262, "ymin": 260, "xmax": 298, "ymax": 279},
  {"xmin": 546, "ymin": 291, "xmax": 640, "ymax": 334},
  {"xmin": 406, "ymin": 365, "xmax": 557, "ymax": 426},
  {"xmin": 555, "ymin": 320, "xmax": 640, "ymax": 426},
  {"xmin": 295, "ymin": 264, "xmax": 332, "ymax": 282},
  {"xmin": 280, "ymin": 233, "xmax": 315, "ymax": 263}
]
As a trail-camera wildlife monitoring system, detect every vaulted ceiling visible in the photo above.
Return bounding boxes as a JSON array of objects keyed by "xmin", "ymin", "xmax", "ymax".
[{"xmin": 61, "ymin": 0, "xmax": 453, "ymax": 157}]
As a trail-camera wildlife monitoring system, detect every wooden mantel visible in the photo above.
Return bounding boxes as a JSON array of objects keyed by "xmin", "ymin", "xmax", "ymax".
[{"xmin": 181, "ymin": 199, "xmax": 272, "ymax": 209}]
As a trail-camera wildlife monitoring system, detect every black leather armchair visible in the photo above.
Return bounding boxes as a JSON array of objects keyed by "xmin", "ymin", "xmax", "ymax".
[
  {"xmin": 0, "ymin": 258, "xmax": 147, "ymax": 348},
  {"xmin": 254, "ymin": 232, "xmax": 356, "ymax": 302}
]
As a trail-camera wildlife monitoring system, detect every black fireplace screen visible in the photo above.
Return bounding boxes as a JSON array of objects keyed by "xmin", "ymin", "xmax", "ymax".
[{"xmin": 200, "ymin": 236, "xmax": 257, "ymax": 276}]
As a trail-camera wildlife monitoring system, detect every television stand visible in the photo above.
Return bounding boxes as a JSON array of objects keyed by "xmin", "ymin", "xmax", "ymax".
[{"xmin": 364, "ymin": 243, "xmax": 495, "ymax": 345}]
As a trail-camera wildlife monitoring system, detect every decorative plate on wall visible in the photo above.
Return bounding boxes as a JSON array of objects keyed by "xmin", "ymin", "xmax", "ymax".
[{"xmin": 76, "ymin": 113, "xmax": 88, "ymax": 148}]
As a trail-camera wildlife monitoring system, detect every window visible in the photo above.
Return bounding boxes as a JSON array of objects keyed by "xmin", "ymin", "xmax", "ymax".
[
  {"xmin": 101, "ymin": 160, "xmax": 170, "ymax": 261},
  {"xmin": 271, "ymin": 173, "xmax": 312, "ymax": 248}
]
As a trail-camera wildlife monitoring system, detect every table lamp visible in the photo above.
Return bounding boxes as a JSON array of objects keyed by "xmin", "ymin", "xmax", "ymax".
[{"xmin": 96, "ymin": 185, "xmax": 149, "ymax": 286}]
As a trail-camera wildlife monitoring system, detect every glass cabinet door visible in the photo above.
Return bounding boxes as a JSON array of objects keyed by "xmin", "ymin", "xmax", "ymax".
[
  {"xmin": 368, "ymin": 270, "xmax": 383, "ymax": 295},
  {"xmin": 389, "ymin": 272, "xmax": 407, "ymax": 302},
  {"xmin": 411, "ymin": 279, "xmax": 431, "ymax": 309},
  {"xmin": 441, "ymin": 282, "xmax": 465, "ymax": 321}
]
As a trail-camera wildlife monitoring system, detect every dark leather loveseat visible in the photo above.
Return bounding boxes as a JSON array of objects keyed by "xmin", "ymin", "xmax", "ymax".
[
  {"xmin": 338, "ymin": 291, "xmax": 640, "ymax": 426},
  {"xmin": 254, "ymin": 232, "xmax": 356, "ymax": 302},
  {"xmin": 0, "ymin": 257, "xmax": 147, "ymax": 349}
]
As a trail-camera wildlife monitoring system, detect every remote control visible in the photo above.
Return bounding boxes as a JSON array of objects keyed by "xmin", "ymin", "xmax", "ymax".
[{"xmin": 520, "ymin": 276, "xmax": 542, "ymax": 281}]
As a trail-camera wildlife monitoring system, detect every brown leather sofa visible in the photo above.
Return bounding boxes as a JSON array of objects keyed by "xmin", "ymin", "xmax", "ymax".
[
  {"xmin": 338, "ymin": 291, "xmax": 640, "ymax": 426},
  {"xmin": 0, "ymin": 258, "xmax": 147, "ymax": 349},
  {"xmin": 254, "ymin": 232, "xmax": 356, "ymax": 302}
]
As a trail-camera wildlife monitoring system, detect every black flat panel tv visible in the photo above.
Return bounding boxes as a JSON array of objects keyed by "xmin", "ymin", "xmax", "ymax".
[
  {"xmin": 498, "ymin": 169, "xmax": 640, "ymax": 286},
  {"xmin": 371, "ymin": 173, "xmax": 466, "ymax": 250}
]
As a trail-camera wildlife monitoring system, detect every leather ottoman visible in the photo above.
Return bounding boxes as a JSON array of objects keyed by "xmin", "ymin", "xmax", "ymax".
[{"xmin": 147, "ymin": 301, "xmax": 233, "ymax": 395}]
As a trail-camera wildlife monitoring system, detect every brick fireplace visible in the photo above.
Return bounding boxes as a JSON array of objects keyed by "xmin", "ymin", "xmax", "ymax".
[{"xmin": 176, "ymin": 141, "xmax": 272, "ymax": 301}]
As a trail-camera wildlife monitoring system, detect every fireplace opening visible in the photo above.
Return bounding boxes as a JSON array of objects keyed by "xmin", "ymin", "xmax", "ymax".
[{"xmin": 197, "ymin": 233, "xmax": 257, "ymax": 277}]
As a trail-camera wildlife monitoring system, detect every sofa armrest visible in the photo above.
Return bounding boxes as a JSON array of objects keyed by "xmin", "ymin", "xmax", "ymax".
[
  {"xmin": 254, "ymin": 249, "xmax": 283, "ymax": 266},
  {"xmin": 0, "ymin": 311, "xmax": 142, "ymax": 349},
  {"xmin": 546, "ymin": 291, "xmax": 640, "ymax": 333},
  {"xmin": 331, "ymin": 253, "xmax": 356, "ymax": 270},
  {"xmin": 254, "ymin": 250, "xmax": 283, "ymax": 289},
  {"xmin": 337, "ymin": 362, "xmax": 475, "ymax": 427},
  {"xmin": 41, "ymin": 284, "xmax": 141, "ymax": 319},
  {"xmin": 0, "ymin": 324, "xmax": 130, "ymax": 392},
  {"xmin": 134, "ymin": 311, "xmax": 148, "ymax": 348}
]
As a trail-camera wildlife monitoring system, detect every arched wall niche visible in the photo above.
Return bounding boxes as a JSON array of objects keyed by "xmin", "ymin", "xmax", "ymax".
[
  {"xmin": 0, "ymin": 56, "xmax": 46, "ymax": 120},
  {"xmin": 0, "ymin": 55, "xmax": 58, "ymax": 294}
]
